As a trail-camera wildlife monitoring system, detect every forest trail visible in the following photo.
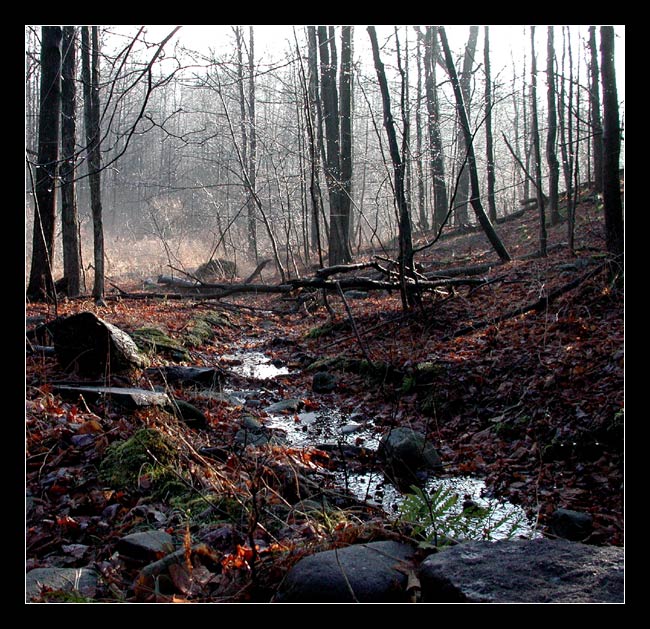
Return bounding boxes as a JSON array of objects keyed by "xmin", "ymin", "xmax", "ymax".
[{"xmin": 25, "ymin": 196, "xmax": 624, "ymax": 602}]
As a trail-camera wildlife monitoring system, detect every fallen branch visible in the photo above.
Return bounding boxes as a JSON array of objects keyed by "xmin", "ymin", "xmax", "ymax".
[
  {"xmin": 443, "ymin": 261, "xmax": 609, "ymax": 340},
  {"xmin": 335, "ymin": 281, "xmax": 374, "ymax": 367}
]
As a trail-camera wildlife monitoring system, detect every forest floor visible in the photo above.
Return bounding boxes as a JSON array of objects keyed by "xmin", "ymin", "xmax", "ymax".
[{"xmin": 25, "ymin": 193, "xmax": 624, "ymax": 603}]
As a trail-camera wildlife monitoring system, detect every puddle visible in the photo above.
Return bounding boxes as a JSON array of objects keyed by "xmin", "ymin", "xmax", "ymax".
[
  {"xmin": 222, "ymin": 349, "xmax": 291, "ymax": 380},
  {"xmin": 334, "ymin": 471, "xmax": 539, "ymax": 541},
  {"xmin": 264, "ymin": 407, "xmax": 379, "ymax": 449},
  {"xmin": 227, "ymin": 346, "xmax": 538, "ymax": 540}
]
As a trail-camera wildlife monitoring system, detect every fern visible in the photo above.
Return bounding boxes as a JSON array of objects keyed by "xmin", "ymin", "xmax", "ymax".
[{"xmin": 397, "ymin": 484, "xmax": 527, "ymax": 547}]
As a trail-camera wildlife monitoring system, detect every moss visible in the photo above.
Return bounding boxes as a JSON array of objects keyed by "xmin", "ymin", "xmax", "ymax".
[
  {"xmin": 131, "ymin": 327, "xmax": 190, "ymax": 361},
  {"xmin": 183, "ymin": 317, "xmax": 216, "ymax": 347},
  {"xmin": 99, "ymin": 428, "xmax": 181, "ymax": 497}
]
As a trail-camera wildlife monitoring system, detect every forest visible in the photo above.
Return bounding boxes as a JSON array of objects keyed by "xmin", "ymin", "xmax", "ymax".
[{"xmin": 25, "ymin": 25, "xmax": 624, "ymax": 603}]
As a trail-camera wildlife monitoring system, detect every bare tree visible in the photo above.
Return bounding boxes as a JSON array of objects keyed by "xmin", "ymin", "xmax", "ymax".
[
  {"xmin": 484, "ymin": 26, "xmax": 497, "ymax": 222},
  {"xmin": 438, "ymin": 26, "xmax": 511, "ymax": 262},
  {"xmin": 367, "ymin": 26, "xmax": 417, "ymax": 309},
  {"xmin": 81, "ymin": 26, "xmax": 105, "ymax": 302},
  {"xmin": 60, "ymin": 26, "xmax": 82, "ymax": 297},
  {"xmin": 27, "ymin": 26, "xmax": 62, "ymax": 302},
  {"xmin": 599, "ymin": 26, "xmax": 623, "ymax": 263},
  {"xmin": 546, "ymin": 26, "xmax": 560, "ymax": 226},
  {"xmin": 588, "ymin": 26, "xmax": 604, "ymax": 194},
  {"xmin": 318, "ymin": 25, "xmax": 352, "ymax": 265},
  {"xmin": 421, "ymin": 26, "xmax": 448, "ymax": 232},
  {"xmin": 529, "ymin": 26, "xmax": 547, "ymax": 257},
  {"xmin": 453, "ymin": 25, "xmax": 479, "ymax": 227}
]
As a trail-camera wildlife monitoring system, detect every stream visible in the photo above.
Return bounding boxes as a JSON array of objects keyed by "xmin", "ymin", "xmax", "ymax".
[{"xmin": 221, "ymin": 344, "xmax": 539, "ymax": 541}]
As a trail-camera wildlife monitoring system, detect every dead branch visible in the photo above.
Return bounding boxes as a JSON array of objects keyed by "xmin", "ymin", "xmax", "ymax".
[{"xmin": 443, "ymin": 261, "xmax": 609, "ymax": 340}]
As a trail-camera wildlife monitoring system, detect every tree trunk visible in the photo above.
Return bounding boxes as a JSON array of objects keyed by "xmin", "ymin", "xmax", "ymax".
[
  {"xmin": 368, "ymin": 26, "xmax": 416, "ymax": 310},
  {"xmin": 484, "ymin": 26, "xmax": 497, "ymax": 222},
  {"xmin": 60, "ymin": 26, "xmax": 82, "ymax": 297},
  {"xmin": 318, "ymin": 25, "xmax": 351, "ymax": 266},
  {"xmin": 438, "ymin": 27, "xmax": 511, "ymax": 262},
  {"xmin": 589, "ymin": 26, "xmax": 604, "ymax": 194},
  {"xmin": 454, "ymin": 25, "xmax": 479, "ymax": 227},
  {"xmin": 81, "ymin": 26, "xmax": 105, "ymax": 302},
  {"xmin": 529, "ymin": 26, "xmax": 547, "ymax": 257},
  {"xmin": 599, "ymin": 26, "xmax": 624, "ymax": 262},
  {"xmin": 422, "ymin": 26, "xmax": 448, "ymax": 232},
  {"xmin": 27, "ymin": 26, "xmax": 62, "ymax": 302},
  {"xmin": 338, "ymin": 25, "xmax": 353, "ymax": 262},
  {"xmin": 546, "ymin": 26, "xmax": 561, "ymax": 226},
  {"xmin": 414, "ymin": 30, "xmax": 428, "ymax": 232},
  {"xmin": 305, "ymin": 26, "xmax": 325, "ymax": 265}
]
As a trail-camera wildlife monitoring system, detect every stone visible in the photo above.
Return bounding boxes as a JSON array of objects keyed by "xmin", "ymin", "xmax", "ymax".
[
  {"xmin": 33, "ymin": 311, "xmax": 148, "ymax": 376},
  {"xmin": 378, "ymin": 427, "xmax": 442, "ymax": 487},
  {"xmin": 272, "ymin": 541, "xmax": 416, "ymax": 603},
  {"xmin": 312, "ymin": 371, "xmax": 337, "ymax": 393},
  {"xmin": 168, "ymin": 398, "xmax": 208, "ymax": 429},
  {"xmin": 26, "ymin": 567, "xmax": 99, "ymax": 602},
  {"xmin": 153, "ymin": 365, "xmax": 225, "ymax": 388},
  {"xmin": 54, "ymin": 385, "xmax": 170, "ymax": 410},
  {"xmin": 265, "ymin": 398, "xmax": 303, "ymax": 414},
  {"xmin": 549, "ymin": 508, "xmax": 594, "ymax": 541},
  {"xmin": 117, "ymin": 530, "xmax": 175, "ymax": 561},
  {"xmin": 419, "ymin": 538, "xmax": 624, "ymax": 603}
]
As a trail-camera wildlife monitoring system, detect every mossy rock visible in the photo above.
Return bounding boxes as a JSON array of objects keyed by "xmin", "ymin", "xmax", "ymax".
[
  {"xmin": 182, "ymin": 317, "xmax": 216, "ymax": 347},
  {"xmin": 167, "ymin": 398, "xmax": 208, "ymax": 429},
  {"xmin": 132, "ymin": 327, "xmax": 190, "ymax": 361},
  {"xmin": 99, "ymin": 428, "xmax": 181, "ymax": 496}
]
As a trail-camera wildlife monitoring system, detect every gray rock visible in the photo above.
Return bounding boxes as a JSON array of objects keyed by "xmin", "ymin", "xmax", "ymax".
[
  {"xmin": 32, "ymin": 311, "xmax": 148, "ymax": 375},
  {"xmin": 273, "ymin": 541, "xmax": 416, "ymax": 603},
  {"xmin": 549, "ymin": 508, "xmax": 594, "ymax": 541},
  {"xmin": 419, "ymin": 538, "xmax": 624, "ymax": 603},
  {"xmin": 151, "ymin": 365, "xmax": 224, "ymax": 388},
  {"xmin": 168, "ymin": 398, "xmax": 208, "ymax": 429},
  {"xmin": 54, "ymin": 385, "xmax": 170, "ymax": 410},
  {"xmin": 378, "ymin": 427, "xmax": 442, "ymax": 487},
  {"xmin": 312, "ymin": 371, "xmax": 337, "ymax": 393},
  {"xmin": 117, "ymin": 530, "xmax": 174, "ymax": 561},
  {"xmin": 26, "ymin": 567, "xmax": 99, "ymax": 602},
  {"xmin": 265, "ymin": 398, "xmax": 303, "ymax": 414}
]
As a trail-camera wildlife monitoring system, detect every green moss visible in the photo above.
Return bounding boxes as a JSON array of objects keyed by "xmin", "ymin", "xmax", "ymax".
[
  {"xmin": 131, "ymin": 327, "xmax": 190, "ymax": 361},
  {"xmin": 99, "ymin": 428, "xmax": 181, "ymax": 497},
  {"xmin": 183, "ymin": 317, "xmax": 216, "ymax": 347}
]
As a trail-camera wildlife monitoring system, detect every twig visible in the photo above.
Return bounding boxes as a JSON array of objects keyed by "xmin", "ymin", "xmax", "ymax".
[
  {"xmin": 335, "ymin": 281, "xmax": 374, "ymax": 368},
  {"xmin": 443, "ymin": 261, "xmax": 608, "ymax": 340}
]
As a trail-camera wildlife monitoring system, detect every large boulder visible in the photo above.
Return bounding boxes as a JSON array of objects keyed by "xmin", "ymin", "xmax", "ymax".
[
  {"xmin": 26, "ymin": 567, "xmax": 100, "ymax": 602},
  {"xmin": 30, "ymin": 311, "xmax": 147, "ymax": 376},
  {"xmin": 272, "ymin": 541, "xmax": 416, "ymax": 603},
  {"xmin": 419, "ymin": 538, "xmax": 624, "ymax": 603},
  {"xmin": 378, "ymin": 427, "xmax": 442, "ymax": 488}
]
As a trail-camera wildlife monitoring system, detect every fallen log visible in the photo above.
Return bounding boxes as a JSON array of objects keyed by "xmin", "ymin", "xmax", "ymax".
[{"xmin": 443, "ymin": 261, "xmax": 608, "ymax": 340}]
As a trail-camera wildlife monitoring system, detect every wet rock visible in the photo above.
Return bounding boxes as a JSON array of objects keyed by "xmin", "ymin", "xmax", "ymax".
[
  {"xmin": 419, "ymin": 538, "xmax": 624, "ymax": 603},
  {"xmin": 312, "ymin": 371, "xmax": 337, "ymax": 393},
  {"xmin": 150, "ymin": 365, "xmax": 224, "ymax": 388},
  {"xmin": 265, "ymin": 398, "xmax": 304, "ymax": 414},
  {"xmin": 272, "ymin": 540, "xmax": 416, "ymax": 603},
  {"xmin": 378, "ymin": 427, "xmax": 442, "ymax": 488},
  {"xmin": 168, "ymin": 398, "xmax": 208, "ymax": 429},
  {"xmin": 117, "ymin": 530, "xmax": 175, "ymax": 561},
  {"xmin": 26, "ymin": 567, "xmax": 100, "ymax": 602},
  {"xmin": 549, "ymin": 508, "xmax": 594, "ymax": 541},
  {"xmin": 29, "ymin": 311, "xmax": 148, "ymax": 376},
  {"xmin": 234, "ymin": 416, "xmax": 286, "ymax": 447}
]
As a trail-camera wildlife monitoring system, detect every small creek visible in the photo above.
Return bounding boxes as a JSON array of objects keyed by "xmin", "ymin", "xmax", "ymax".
[{"xmin": 222, "ymin": 345, "xmax": 538, "ymax": 541}]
